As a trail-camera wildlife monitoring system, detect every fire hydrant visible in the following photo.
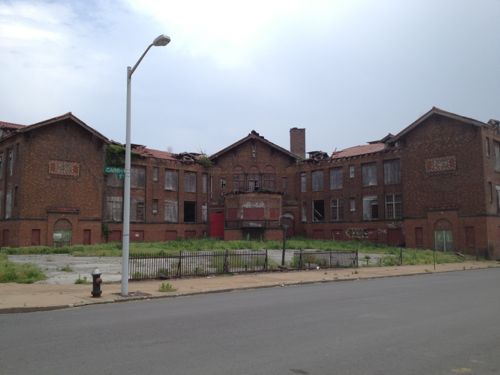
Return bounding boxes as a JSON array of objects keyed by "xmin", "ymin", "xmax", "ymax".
[{"xmin": 91, "ymin": 268, "xmax": 102, "ymax": 298}]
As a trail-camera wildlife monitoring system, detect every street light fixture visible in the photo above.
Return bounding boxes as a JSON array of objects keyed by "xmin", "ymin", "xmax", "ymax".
[{"xmin": 122, "ymin": 34, "xmax": 170, "ymax": 297}]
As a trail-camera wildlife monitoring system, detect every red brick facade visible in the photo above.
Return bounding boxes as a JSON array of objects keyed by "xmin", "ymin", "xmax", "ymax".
[{"xmin": 1, "ymin": 108, "xmax": 500, "ymax": 259}]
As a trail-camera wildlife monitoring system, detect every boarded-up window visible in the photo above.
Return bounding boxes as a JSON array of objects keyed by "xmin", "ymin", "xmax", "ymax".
[
  {"xmin": 301, "ymin": 201, "xmax": 307, "ymax": 222},
  {"xmin": 384, "ymin": 159, "xmax": 400, "ymax": 185},
  {"xmin": 152, "ymin": 199, "xmax": 159, "ymax": 215},
  {"xmin": 243, "ymin": 207, "xmax": 265, "ymax": 220},
  {"xmin": 331, "ymin": 198, "xmax": 343, "ymax": 221},
  {"xmin": 165, "ymin": 170, "xmax": 178, "ymax": 191},
  {"xmin": 226, "ymin": 208, "xmax": 238, "ymax": 220},
  {"xmin": 362, "ymin": 163, "xmax": 377, "ymax": 186},
  {"xmin": 131, "ymin": 197, "xmax": 145, "ymax": 222},
  {"xmin": 152, "ymin": 167, "xmax": 159, "ymax": 182},
  {"xmin": 105, "ymin": 196, "xmax": 122, "ymax": 222},
  {"xmin": 184, "ymin": 172, "xmax": 197, "ymax": 193},
  {"xmin": 131, "ymin": 166, "xmax": 145, "ymax": 188},
  {"xmin": 363, "ymin": 195, "xmax": 378, "ymax": 220},
  {"xmin": 485, "ymin": 138, "xmax": 490, "ymax": 157},
  {"xmin": 330, "ymin": 168, "xmax": 343, "ymax": 190},
  {"xmin": 312, "ymin": 170, "xmax": 324, "ymax": 192},
  {"xmin": 385, "ymin": 194, "xmax": 402, "ymax": 219},
  {"xmin": 164, "ymin": 200, "xmax": 178, "ymax": 223},
  {"xmin": 300, "ymin": 173, "xmax": 307, "ymax": 192},
  {"xmin": 313, "ymin": 200, "xmax": 325, "ymax": 222}
]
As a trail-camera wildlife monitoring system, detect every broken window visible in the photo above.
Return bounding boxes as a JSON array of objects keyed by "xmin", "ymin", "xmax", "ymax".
[
  {"xmin": 384, "ymin": 159, "xmax": 400, "ymax": 185},
  {"xmin": 262, "ymin": 165, "xmax": 276, "ymax": 191},
  {"xmin": 312, "ymin": 170, "xmax": 324, "ymax": 192},
  {"xmin": 152, "ymin": 199, "xmax": 159, "ymax": 215},
  {"xmin": 495, "ymin": 142, "xmax": 500, "ymax": 171},
  {"xmin": 131, "ymin": 197, "xmax": 145, "ymax": 222},
  {"xmin": 7, "ymin": 149, "xmax": 13, "ymax": 177},
  {"xmin": 106, "ymin": 172, "xmax": 123, "ymax": 187},
  {"xmin": 233, "ymin": 167, "xmax": 244, "ymax": 191},
  {"xmin": 184, "ymin": 201, "xmax": 196, "ymax": 223},
  {"xmin": 220, "ymin": 177, "xmax": 226, "ymax": 192},
  {"xmin": 184, "ymin": 172, "xmax": 197, "ymax": 193},
  {"xmin": 152, "ymin": 167, "xmax": 159, "ymax": 182},
  {"xmin": 247, "ymin": 167, "xmax": 260, "ymax": 191},
  {"xmin": 362, "ymin": 163, "xmax": 377, "ymax": 186},
  {"xmin": 330, "ymin": 198, "xmax": 343, "ymax": 221},
  {"xmin": 385, "ymin": 194, "xmax": 402, "ymax": 219},
  {"xmin": 313, "ymin": 200, "xmax": 325, "ymax": 222},
  {"xmin": 131, "ymin": 166, "xmax": 145, "ymax": 188},
  {"xmin": 202, "ymin": 174, "xmax": 208, "ymax": 194},
  {"xmin": 349, "ymin": 165, "xmax": 355, "ymax": 178},
  {"xmin": 349, "ymin": 198, "xmax": 356, "ymax": 212},
  {"xmin": 202, "ymin": 203, "xmax": 207, "ymax": 223},
  {"xmin": 301, "ymin": 201, "xmax": 307, "ymax": 222},
  {"xmin": 165, "ymin": 170, "xmax": 178, "ymax": 191},
  {"xmin": 363, "ymin": 195, "xmax": 379, "ymax": 220},
  {"xmin": 164, "ymin": 200, "xmax": 178, "ymax": 223},
  {"xmin": 330, "ymin": 167, "xmax": 343, "ymax": 190},
  {"xmin": 300, "ymin": 172, "xmax": 307, "ymax": 192},
  {"xmin": 105, "ymin": 196, "xmax": 123, "ymax": 222}
]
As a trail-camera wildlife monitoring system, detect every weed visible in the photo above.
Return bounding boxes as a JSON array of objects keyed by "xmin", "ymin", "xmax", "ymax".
[
  {"xmin": 59, "ymin": 264, "xmax": 73, "ymax": 272},
  {"xmin": 0, "ymin": 254, "xmax": 46, "ymax": 284},
  {"xmin": 74, "ymin": 275, "xmax": 89, "ymax": 284},
  {"xmin": 158, "ymin": 282, "xmax": 176, "ymax": 292}
]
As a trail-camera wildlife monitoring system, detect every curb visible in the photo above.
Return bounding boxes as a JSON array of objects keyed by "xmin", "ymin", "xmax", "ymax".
[{"xmin": 2, "ymin": 264, "xmax": 497, "ymax": 314}]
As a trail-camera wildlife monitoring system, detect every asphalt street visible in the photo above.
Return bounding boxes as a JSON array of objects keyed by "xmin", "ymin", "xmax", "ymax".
[{"xmin": 1, "ymin": 268, "xmax": 499, "ymax": 375}]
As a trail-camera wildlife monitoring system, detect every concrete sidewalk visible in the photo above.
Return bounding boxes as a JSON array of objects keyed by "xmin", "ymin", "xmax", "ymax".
[{"xmin": 1, "ymin": 261, "xmax": 498, "ymax": 313}]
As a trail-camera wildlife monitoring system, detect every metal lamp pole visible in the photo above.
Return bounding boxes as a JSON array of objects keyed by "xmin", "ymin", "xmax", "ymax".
[{"xmin": 121, "ymin": 34, "xmax": 171, "ymax": 297}]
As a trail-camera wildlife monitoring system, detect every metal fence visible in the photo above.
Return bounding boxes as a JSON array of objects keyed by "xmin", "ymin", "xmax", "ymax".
[{"xmin": 129, "ymin": 249, "xmax": 358, "ymax": 280}]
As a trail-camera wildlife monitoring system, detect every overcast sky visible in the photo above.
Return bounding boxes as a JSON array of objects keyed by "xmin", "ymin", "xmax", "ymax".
[{"xmin": 1, "ymin": 0, "xmax": 500, "ymax": 155}]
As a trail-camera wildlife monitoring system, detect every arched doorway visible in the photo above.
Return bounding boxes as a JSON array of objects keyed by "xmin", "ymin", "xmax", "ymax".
[
  {"xmin": 434, "ymin": 219, "xmax": 453, "ymax": 252},
  {"xmin": 53, "ymin": 219, "xmax": 72, "ymax": 247}
]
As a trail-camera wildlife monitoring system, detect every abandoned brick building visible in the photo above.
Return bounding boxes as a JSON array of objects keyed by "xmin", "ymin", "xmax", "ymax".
[{"xmin": 1, "ymin": 107, "xmax": 500, "ymax": 259}]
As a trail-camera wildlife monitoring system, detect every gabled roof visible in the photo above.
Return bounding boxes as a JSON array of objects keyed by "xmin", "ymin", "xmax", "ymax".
[
  {"xmin": 331, "ymin": 143, "xmax": 385, "ymax": 159},
  {"xmin": 390, "ymin": 107, "xmax": 487, "ymax": 143},
  {"xmin": 1, "ymin": 112, "xmax": 109, "ymax": 143},
  {"xmin": 210, "ymin": 130, "xmax": 299, "ymax": 161},
  {"xmin": 0, "ymin": 121, "xmax": 25, "ymax": 130}
]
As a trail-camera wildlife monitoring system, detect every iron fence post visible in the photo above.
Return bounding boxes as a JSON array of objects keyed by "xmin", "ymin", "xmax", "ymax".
[
  {"xmin": 223, "ymin": 250, "xmax": 229, "ymax": 273},
  {"xmin": 177, "ymin": 251, "xmax": 182, "ymax": 277},
  {"xmin": 265, "ymin": 249, "xmax": 268, "ymax": 271}
]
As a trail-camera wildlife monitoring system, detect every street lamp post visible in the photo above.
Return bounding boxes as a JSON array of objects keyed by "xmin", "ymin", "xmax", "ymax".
[{"xmin": 122, "ymin": 34, "xmax": 170, "ymax": 297}]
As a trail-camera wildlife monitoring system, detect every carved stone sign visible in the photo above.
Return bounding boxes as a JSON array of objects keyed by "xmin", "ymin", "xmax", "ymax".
[
  {"xmin": 49, "ymin": 160, "xmax": 80, "ymax": 177},
  {"xmin": 425, "ymin": 156, "xmax": 456, "ymax": 174}
]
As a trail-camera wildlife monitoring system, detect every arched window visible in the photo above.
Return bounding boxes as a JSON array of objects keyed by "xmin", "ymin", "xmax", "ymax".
[{"xmin": 53, "ymin": 219, "xmax": 72, "ymax": 247}]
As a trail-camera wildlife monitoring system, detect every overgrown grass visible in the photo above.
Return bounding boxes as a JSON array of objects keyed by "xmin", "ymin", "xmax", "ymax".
[
  {"xmin": 0, "ymin": 254, "xmax": 46, "ymax": 284},
  {"xmin": 0, "ymin": 238, "xmax": 471, "ymax": 266}
]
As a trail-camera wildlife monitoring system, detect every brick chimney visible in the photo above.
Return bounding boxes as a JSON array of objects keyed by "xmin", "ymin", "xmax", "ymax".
[{"xmin": 290, "ymin": 127, "xmax": 305, "ymax": 159}]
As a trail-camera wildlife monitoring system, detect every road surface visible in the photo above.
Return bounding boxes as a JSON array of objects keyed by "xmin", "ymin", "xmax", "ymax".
[{"xmin": 1, "ymin": 268, "xmax": 499, "ymax": 374}]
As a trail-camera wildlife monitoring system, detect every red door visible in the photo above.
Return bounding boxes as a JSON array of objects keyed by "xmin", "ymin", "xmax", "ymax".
[
  {"xmin": 83, "ymin": 229, "xmax": 91, "ymax": 245},
  {"xmin": 209, "ymin": 212, "xmax": 224, "ymax": 238}
]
